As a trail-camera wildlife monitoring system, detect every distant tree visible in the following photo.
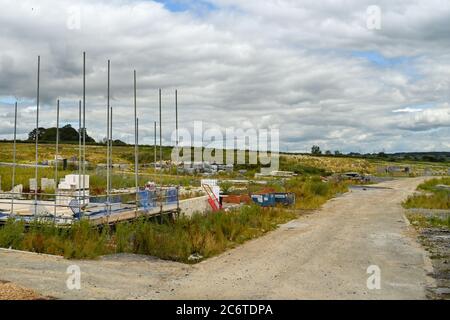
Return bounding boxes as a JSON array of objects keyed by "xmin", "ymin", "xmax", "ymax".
[
  {"xmin": 27, "ymin": 124, "xmax": 95, "ymax": 143},
  {"xmin": 77, "ymin": 127, "xmax": 96, "ymax": 143},
  {"xmin": 311, "ymin": 145, "xmax": 322, "ymax": 155},
  {"xmin": 348, "ymin": 152, "xmax": 361, "ymax": 157},
  {"xmin": 325, "ymin": 150, "xmax": 332, "ymax": 155},
  {"xmin": 112, "ymin": 139, "xmax": 127, "ymax": 146},
  {"xmin": 28, "ymin": 127, "xmax": 47, "ymax": 141},
  {"xmin": 334, "ymin": 150, "xmax": 342, "ymax": 155},
  {"xmin": 100, "ymin": 138, "xmax": 127, "ymax": 146}
]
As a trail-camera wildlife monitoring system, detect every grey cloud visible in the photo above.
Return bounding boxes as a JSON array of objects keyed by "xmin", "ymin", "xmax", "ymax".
[{"xmin": 0, "ymin": 0, "xmax": 449, "ymax": 152}]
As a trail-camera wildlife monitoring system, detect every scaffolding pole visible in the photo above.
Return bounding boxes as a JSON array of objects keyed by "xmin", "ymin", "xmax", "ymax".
[
  {"xmin": 159, "ymin": 89, "xmax": 163, "ymax": 217},
  {"xmin": 154, "ymin": 121, "xmax": 157, "ymax": 172},
  {"xmin": 54, "ymin": 99, "xmax": 60, "ymax": 221},
  {"xmin": 106, "ymin": 59, "xmax": 111, "ymax": 216},
  {"xmin": 34, "ymin": 55, "xmax": 40, "ymax": 218},
  {"xmin": 134, "ymin": 70, "xmax": 138, "ymax": 216},
  {"xmin": 109, "ymin": 106, "xmax": 113, "ymax": 196},
  {"xmin": 82, "ymin": 52, "xmax": 86, "ymax": 208},
  {"xmin": 78, "ymin": 100, "xmax": 82, "ymax": 215},
  {"xmin": 10, "ymin": 102, "xmax": 18, "ymax": 216},
  {"xmin": 175, "ymin": 89, "xmax": 180, "ymax": 216}
]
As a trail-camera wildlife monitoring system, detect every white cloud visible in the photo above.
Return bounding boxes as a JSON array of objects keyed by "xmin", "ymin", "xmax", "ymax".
[
  {"xmin": 392, "ymin": 108, "xmax": 422, "ymax": 113},
  {"xmin": 398, "ymin": 103, "xmax": 450, "ymax": 131},
  {"xmin": 0, "ymin": 0, "xmax": 449, "ymax": 152}
]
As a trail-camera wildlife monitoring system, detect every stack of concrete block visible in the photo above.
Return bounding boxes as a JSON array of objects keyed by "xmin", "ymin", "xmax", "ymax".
[
  {"xmin": 41, "ymin": 178, "xmax": 56, "ymax": 191},
  {"xmin": 57, "ymin": 174, "xmax": 90, "ymax": 206},
  {"xmin": 29, "ymin": 178, "xmax": 37, "ymax": 191}
]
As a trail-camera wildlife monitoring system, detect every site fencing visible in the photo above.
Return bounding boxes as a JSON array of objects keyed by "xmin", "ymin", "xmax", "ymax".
[{"xmin": 0, "ymin": 187, "xmax": 179, "ymax": 225}]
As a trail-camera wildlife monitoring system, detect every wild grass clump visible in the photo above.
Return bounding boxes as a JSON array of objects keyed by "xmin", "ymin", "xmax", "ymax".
[
  {"xmin": 285, "ymin": 176, "xmax": 348, "ymax": 209},
  {"xmin": 0, "ymin": 205, "xmax": 296, "ymax": 263},
  {"xmin": 0, "ymin": 219, "xmax": 109, "ymax": 259},
  {"xmin": 112, "ymin": 205, "xmax": 296, "ymax": 262},
  {"xmin": 417, "ymin": 177, "xmax": 450, "ymax": 192},
  {"xmin": 407, "ymin": 213, "xmax": 450, "ymax": 229},
  {"xmin": 403, "ymin": 191, "xmax": 450, "ymax": 209},
  {"xmin": 0, "ymin": 219, "xmax": 25, "ymax": 249},
  {"xmin": 402, "ymin": 177, "xmax": 450, "ymax": 209}
]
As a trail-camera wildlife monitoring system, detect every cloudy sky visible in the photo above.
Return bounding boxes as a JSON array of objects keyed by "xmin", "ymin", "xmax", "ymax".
[{"xmin": 0, "ymin": 0, "xmax": 449, "ymax": 153}]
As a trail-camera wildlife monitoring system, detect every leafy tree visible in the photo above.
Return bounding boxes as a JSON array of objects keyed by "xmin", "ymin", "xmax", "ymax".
[
  {"xmin": 311, "ymin": 145, "xmax": 322, "ymax": 155},
  {"xmin": 28, "ymin": 127, "xmax": 47, "ymax": 141},
  {"xmin": 112, "ymin": 139, "xmax": 127, "ymax": 146},
  {"xmin": 27, "ymin": 124, "xmax": 95, "ymax": 143}
]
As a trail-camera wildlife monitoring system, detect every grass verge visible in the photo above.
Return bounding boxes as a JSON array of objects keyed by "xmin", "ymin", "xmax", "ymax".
[
  {"xmin": 285, "ymin": 176, "xmax": 349, "ymax": 209},
  {"xmin": 0, "ymin": 205, "xmax": 296, "ymax": 262},
  {"xmin": 406, "ymin": 213, "xmax": 450, "ymax": 229},
  {"xmin": 402, "ymin": 177, "xmax": 450, "ymax": 209}
]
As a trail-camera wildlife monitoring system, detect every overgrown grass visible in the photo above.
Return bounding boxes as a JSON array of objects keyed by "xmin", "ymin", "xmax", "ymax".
[
  {"xmin": 280, "ymin": 154, "xmax": 376, "ymax": 174},
  {"xmin": 0, "ymin": 165, "xmax": 200, "ymax": 195},
  {"xmin": 402, "ymin": 177, "xmax": 450, "ymax": 209},
  {"xmin": 416, "ymin": 177, "xmax": 450, "ymax": 192},
  {"xmin": 403, "ymin": 192, "xmax": 450, "ymax": 209},
  {"xmin": 284, "ymin": 176, "xmax": 349, "ymax": 209},
  {"xmin": 0, "ymin": 219, "xmax": 109, "ymax": 259},
  {"xmin": 406, "ymin": 213, "xmax": 450, "ymax": 229},
  {"xmin": 0, "ymin": 205, "xmax": 296, "ymax": 262}
]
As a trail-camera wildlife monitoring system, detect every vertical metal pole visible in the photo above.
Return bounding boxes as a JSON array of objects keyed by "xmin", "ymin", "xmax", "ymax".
[
  {"xmin": 175, "ymin": 90, "xmax": 179, "ymax": 216},
  {"xmin": 175, "ymin": 89, "xmax": 179, "ymax": 170},
  {"xmin": 134, "ymin": 70, "xmax": 138, "ymax": 216},
  {"xmin": 106, "ymin": 60, "xmax": 110, "ymax": 215},
  {"xmin": 82, "ymin": 52, "xmax": 86, "ymax": 208},
  {"xmin": 78, "ymin": 100, "xmax": 82, "ymax": 216},
  {"xmin": 110, "ymin": 106, "xmax": 113, "ymax": 199},
  {"xmin": 159, "ymin": 89, "xmax": 162, "ymax": 171},
  {"xmin": 54, "ymin": 99, "xmax": 60, "ymax": 220},
  {"xmin": 136, "ymin": 117, "xmax": 139, "ymax": 217},
  {"xmin": 34, "ymin": 55, "xmax": 40, "ymax": 218},
  {"xmin": 154, "ymin": 121, "xmax": 157, "ymax": 172},
  {"xmin": 10, "ymin": 102, "xmax": 18, "ymax": 216},
  {"xmin": 159, "ymin": 89, "xmax": 163, "ymax": 216}
]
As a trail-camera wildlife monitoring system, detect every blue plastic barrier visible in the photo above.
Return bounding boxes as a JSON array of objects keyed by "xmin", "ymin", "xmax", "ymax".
[
  {"xmin": 251, "ymin": 193, "xmax": 295, "ymax": 207},
  {"xmin": 166, "ymin": 188, "xmax": 178, "ymax": 204},
  {"xmin": 251, "ymin": 193, "xmax": 276, "ymax": 207}
]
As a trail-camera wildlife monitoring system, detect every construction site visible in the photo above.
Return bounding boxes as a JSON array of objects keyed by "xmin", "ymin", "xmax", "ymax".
[
  {"xmin": 1, "ymin": 1, "xmax": 450, "ymax": 303},
  {"xmin": 0, "ymin": 53, "xmax": 450, "ymax": 299},
  {"xmin": 0, "ymin": 54, "xmax": 291, "ymax": 228}
]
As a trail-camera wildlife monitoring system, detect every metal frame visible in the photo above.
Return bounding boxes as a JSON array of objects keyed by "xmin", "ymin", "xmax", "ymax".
[{"xmin": 1, "ymin": 53, "xmax": 183, "ymax": 224}]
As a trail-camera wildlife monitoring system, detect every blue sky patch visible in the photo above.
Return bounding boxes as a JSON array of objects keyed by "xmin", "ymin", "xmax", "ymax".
[
  {"xmin": 154, "ymin": 0, "xmax": 217, "ymax": 13},
  {"xmin": 352, "ymin": 51, "xmax": 409, "ymax": 67},
  {"xmin": 352, "ymin": 50, "xmax": 422, "ymax": 81},
  {"xmin": 0, "ymin": 96, "xmax": 18, "ymax": 105}
]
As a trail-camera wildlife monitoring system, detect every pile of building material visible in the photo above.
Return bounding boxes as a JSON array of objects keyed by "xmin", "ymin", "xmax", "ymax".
[
  {"xmin": 56, "ymin": 174, "xmax": 90, "ymax": 205},
  {"xmin": 254, "ymin": 170, "xmax": 296, "ymax": 178},
  {"xmin": 180, "ymin": 162, "xmax": 234, "ymax": 175}
]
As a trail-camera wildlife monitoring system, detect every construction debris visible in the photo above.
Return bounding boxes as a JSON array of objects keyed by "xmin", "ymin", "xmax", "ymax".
[{"xmin": 0, "ymin": 280, "xmax": 47, "ymax": 300}]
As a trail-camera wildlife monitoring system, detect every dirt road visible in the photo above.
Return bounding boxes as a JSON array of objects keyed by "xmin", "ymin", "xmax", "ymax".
[{"xmin": 0, "ymin": 177, "xmax": 434, "ymax": 299}]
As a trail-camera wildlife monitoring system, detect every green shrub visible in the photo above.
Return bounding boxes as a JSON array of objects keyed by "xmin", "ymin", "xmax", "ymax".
[
  {"xmin": 2, "ymin": 204, "xmax": 293, "ymax": 262},
  {"xmin": 402, "ymin": 177, "xmax": 450, "ymax": 209},
  {"xmin": 0, "ymin": 219, "xmax": 25, "ymax": 248}
]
